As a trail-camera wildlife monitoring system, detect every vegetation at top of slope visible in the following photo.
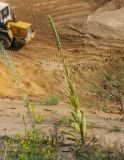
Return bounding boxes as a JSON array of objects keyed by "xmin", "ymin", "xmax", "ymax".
[{"xmin": 94, "ymin": 56, "xmax": 124, "ymax": 113}]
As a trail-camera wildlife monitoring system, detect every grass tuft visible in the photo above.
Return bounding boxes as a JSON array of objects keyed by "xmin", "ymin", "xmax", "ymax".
[{"xmin": 45, "ymin": 95, "xmax": 60, "ymax": 105}]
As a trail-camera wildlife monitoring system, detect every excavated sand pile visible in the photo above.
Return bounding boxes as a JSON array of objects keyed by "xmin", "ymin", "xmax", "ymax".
[
  {"xmin": 98, "ymin": 0, "xmax": 124, "ymax": 11},
  {"xmin": 86, "ymin": 0, "xmax": 124, "ymax": 39},
  {"xmin": 87, "ymin": 8, "xmax": 124, "ymax": 39}
]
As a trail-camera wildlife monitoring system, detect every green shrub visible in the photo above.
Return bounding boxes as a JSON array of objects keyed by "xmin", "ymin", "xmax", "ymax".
[
  {"xmin": 75, "ymin": 144, "xmax": 124, "ymax": 160},
  {"xmin": 45, "ymin": 95, "xmax": 60, "ymax": 105},
  {"xmin": 58, "ymin": 116, "xmax": 69, "ymax": 125},
  {"xmin": 110, "ymin": 126, "xmax": 121, "ymax": 132},
  {"xmin": 1, "ymin": 131, "xmax": 55, "ymax": 160},
  {"xmin": 94, "ymin": 56, "xmax": 124, "ymax": 113}
]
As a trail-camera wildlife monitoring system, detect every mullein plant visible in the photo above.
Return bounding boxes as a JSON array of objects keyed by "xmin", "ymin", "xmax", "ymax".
[{"xmin": 48, "ymin": 15, "xmax": 87, "ymax": 144}]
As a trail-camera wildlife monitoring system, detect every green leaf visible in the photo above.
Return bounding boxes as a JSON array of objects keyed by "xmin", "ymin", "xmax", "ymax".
[
  {"xmin": 71, "ymin": 122, "xmax": 80, "ymax": 132},
  {"xmin": 61, "ymin": 131, "xmax": 77, "ymax": 139}
]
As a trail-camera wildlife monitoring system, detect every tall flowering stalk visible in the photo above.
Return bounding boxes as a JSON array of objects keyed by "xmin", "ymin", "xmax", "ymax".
[{"xmin": 48, "ymin": 15, "xmax": 87, "ymax": 144}]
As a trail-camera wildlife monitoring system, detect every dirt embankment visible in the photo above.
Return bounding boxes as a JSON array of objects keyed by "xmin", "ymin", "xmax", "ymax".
[
  {"xmin": 0, "ymin": 60, "xmax": 67, "ymax": 99},
  {"xmin": 85, "ymin": 0, "xmax": 124, "ymax": 39},
  {"xmin": 86, "ymin": 8, "xmax": 124, "ymax": 39},
  {"xmin": 0, "ymin": 0, "xmax": 124, "ymax": 100},
  {"xmin": 98, "ymin": 0, "xmax": 124, "ymax": 11}
]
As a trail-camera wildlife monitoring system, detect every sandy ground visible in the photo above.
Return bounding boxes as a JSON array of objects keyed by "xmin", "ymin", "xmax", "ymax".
[{"xmin": 0, "ymin": 99, "xmax": 123, "ymax": 145}]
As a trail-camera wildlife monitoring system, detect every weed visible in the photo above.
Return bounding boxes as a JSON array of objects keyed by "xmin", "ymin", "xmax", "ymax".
[
  {"xmin": 48, "ymin": 15, "xmax": 87, "ymax": 144},
  {"xmin": 45, "ymin": 95, "xmax": 60, "ymax": 106},
  {"xmin": 87, "ymin": 102, "xmax": 110, "ymax": 113},
  {"xmin": 2, "ymin": 131, "xmax": 55, "ymax": 160},
  {"xmin": 75, "ymin": 143, "xmax": 124, "ymax": 160},
  {"xmin": 110, "ymin": 126, "xmax": 121, "ymax": 132},
  {"xmin": 94, "ymin": 56, "xmax": 124, "ymax": 113},
  {"xmin": 58, "ymin": 116, "xmax": 69, "ymax": 125}
]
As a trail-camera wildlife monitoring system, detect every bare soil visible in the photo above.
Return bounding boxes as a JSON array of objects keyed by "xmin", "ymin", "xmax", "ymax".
[{"xmin": 0, "ymin": 99, "xmax": 124, "ymax": 145}]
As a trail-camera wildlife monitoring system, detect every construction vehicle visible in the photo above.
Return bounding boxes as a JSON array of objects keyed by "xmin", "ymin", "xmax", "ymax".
[{"xmin": 0, "ymin": 2, "xmax": 35, "ymax": 49}]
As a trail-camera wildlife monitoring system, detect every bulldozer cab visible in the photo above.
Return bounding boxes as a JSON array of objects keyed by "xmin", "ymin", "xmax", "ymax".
[{"xmin": 0, "ymin": 2, "xmax": 11, "ymax": 24}]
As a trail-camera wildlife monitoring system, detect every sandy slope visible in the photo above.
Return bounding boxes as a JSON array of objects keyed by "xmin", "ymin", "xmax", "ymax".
[
  {"xmin": 87, "ymin": 8, "xmax": 124, "ymax": 39},
  {"xmin": 0, "ymin": 0, "xmax": 124, "ymax": 100},
  {"xmin": 0, "ymin": 59, "xmax": 67, "ymax": 99}
]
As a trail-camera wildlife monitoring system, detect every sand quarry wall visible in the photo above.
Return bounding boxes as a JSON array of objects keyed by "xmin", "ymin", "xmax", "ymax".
[
  {"xmin": 86, "ymin": 0, "xmax": 124, "ymax": 39},
  {"xmin": 0, "ymin": 0, "xmax": 124, "ymax": 99},
  {"xmin": 98, "ymin": 0, "xmax": 124, "ymax": 11},
  {"xmin": 86, "ymin": 8, "xmax": 124, "ymax": 39}
]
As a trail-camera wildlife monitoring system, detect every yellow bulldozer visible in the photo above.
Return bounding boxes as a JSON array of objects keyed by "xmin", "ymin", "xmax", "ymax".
[{"xmin": 0, "ymin": 2, "xmax": 35, "ymax": 49}]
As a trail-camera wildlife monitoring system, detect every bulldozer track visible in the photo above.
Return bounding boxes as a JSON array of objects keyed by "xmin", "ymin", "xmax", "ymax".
[{"xmin": 6, "ymin": 0, "xmax": 124, "ymax": 67}]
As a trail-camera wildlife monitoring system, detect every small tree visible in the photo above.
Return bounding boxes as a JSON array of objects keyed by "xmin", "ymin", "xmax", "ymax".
[{"xmin": 95, "ymin": 56, "xmax": 124, "ymax": 113}]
